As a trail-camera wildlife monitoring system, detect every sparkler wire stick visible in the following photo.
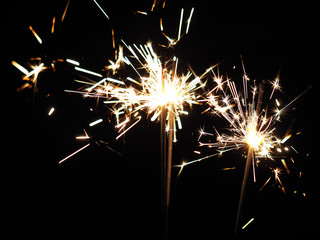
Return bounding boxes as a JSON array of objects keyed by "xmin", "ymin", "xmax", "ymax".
[
  {"xmin": 160, "ymin": 70, "xmax": 168, "ymax": 239},
  {"xmin": 235, "ymin": 147, "xmax": 253, "ymax": 237},
  {"xmin": 161, "ymin": 61, "xmax": 178, "ymax": 239},
  {"xmin": 161, "ymin": 104, "xmax": 175, "ymax": 240},
  {"xmin": 160, "ymin": 103, "xmax": 167, "ymax": 238},
  {"xmin": 235, "ymin": 80, "xmax": 264, "ymax": 237},
  {"xmin": 166, "ymin": 107, "xmax": 174, "ymax": 207}
]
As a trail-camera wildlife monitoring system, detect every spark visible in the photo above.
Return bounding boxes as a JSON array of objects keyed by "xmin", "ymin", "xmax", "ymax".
[
  {"xmin": 273, "ymin": 167, "xmax": 285, "ymax": 193},
  {"xmin": 11, "ymin": 61, "xmax": 29, "ymax": 75},
  {"xmin": 269, "ymin": 75, "xmax": 280, "ymax": 99},
  {"xmin": 48, "ymin": 107, "xmax": 55, "ymax": 116},
  {"xmin": 115, "ymin": 116, "xmax": 141, "ymax": 140},
  {"xmin": 242, "ymin": 218, "xmax": 254, "ymax": 230},
  {"xmin": 291, "ymin": 146, "xmax": 299, "ymax": 154},
  {"xmin": 281, "ymin": 134, "xmax": 292, "ymax": 143},
  {"xmin": 151, "ymin": 0, "xmax": 157, "ymax": 12},
  {"xmin": 105, "ymin": 46, "xmax": 127, "ymax": 74},
  {"xmin": 75, "ymin": 66, "xmax": 103, "ymax": 77},
  {"xmin": 76, "ymin": 129, "xmax": 90, "ymax": 140},
  {"xmin": 89, "ymin": 118, "xmax": 103, "ymax": 127},
  {"xmin": 29, "ymin": 26, "xmax": 42, "ymax": 44},
  {"xmin": 259, "ymin": 176, "xmax": 271, "ymax": 192},
  {"xmin": 106, "ymin": 77, "xmax": 125, "ymax": 85},
  {"xmin": 281, "ymin": 159, "xmax": 290, "ymax": 174},
  {"xmin": 137, "ymin": 11, "xmax": 148, "ymax": 15},
  {"xmin": 66, "ymin": 59, "xmax": 80, "ymax": 66},
  {"xmin": 13, "ymin": 59, "xmax": 47, "ymax": 92},
  {"xmin": 93, "ymin": 0, "xmax": 109, "ymax": 20},
  {"xmin": 173, "ymin": 148, "xmax": 234, "ymax": 172},
  {"xmin": 59, "ymin": 143, "xmax": 91, "ymax": 164},
  {"xmin": 222, "ymin": 167, "xmax": 236, "ymax": 171},
  {"xmin": 51, "ymin": 16, "xmax": 56, "ymax": 34},
  {"xmin": 61, "ymin": 0, "xmax": 71, "ymax": 22},
  {"xmin": 178, "ymin": 8, "xmax": 184, "ymax": 40},
  {"xmin": 160, "ymin": 18, "xmax": 164, "ymax": 31},
  {"xmin": 111, "ymin": 28, "xmax": 116, "ymax": 49},
  {"xmin": 186, "ymin": 8, "xmax": 194, "ymax": 34}
]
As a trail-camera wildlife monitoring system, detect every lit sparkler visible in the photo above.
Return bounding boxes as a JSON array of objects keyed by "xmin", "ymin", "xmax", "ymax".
[
  {"xmin": 101, "ymin": 42, "xmax": 205, "ymax": 141},
  {"xmin": 173, "ymin": 59, "xmax": 309, "ymax": 236},
  {"xmin": 204, "ymin": 65, "xmax": 309, "ymax": 236},
  {"xmin": 69, "ymin": 40, "xmax": 206, "ymax": 239},
  {"xmin": 11, "ymin": 1, "xmax": 311, "ymax": 238},
  {"xmin": 64, "ymin": 5, "xmax": 201, "ymax": 239}
]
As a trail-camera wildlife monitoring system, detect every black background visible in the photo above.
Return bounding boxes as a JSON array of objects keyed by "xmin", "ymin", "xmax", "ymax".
[{"xmin": 6, "ymin": 0, "xmax": 317, "ymax": 239}]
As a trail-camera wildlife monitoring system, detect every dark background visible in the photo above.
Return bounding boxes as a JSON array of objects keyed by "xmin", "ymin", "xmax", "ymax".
[{"xmin": 6, "ymin": 0, "xmax": 317, "ymax": 239}]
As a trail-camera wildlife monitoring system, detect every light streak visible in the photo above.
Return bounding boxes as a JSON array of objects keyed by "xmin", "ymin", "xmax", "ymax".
[
  {"xmin": 269, "ymin": 75, "xmax": 280, "ymax": 99},
  {"xmin": 89, "ymin": 118, "xmax": 103, "ymax": 127},
  {"xmin": 51, "ymin": 16, "xmax": 56, "ymax": 34},
  {"xmin": 160, "ymin": 18, "xmax": 164, "ymax": 31},
  {"xmin": 48, "ymin": 107, "xmax": 55, "ymax": 116},
  {"xmin": 61, "ymin": 0, "xmax": 71, "ymax": 22},
  {"xmin": 151, "ymin": 0, "xmax": 157, "ymax": 12},
  {"xmin": 106, "ymin": 77, "xmax": 125, "ymax": 85},
  {"xmin": 75, "ymin": 66, "xmax": 103, "ymax": 77},
  {"xmin": 66, "ymin": 59, "xmax": 80, "ymax": 66},
  {"xmin": 13, "ymin": 60, "xmax": 47, "ymax": 92},
  {"xmin": 29, "ymin": 26, "xmax": 42, "ymax": 44},
  {"xmin": 222, "ymin": 167, "xmax": 236, "ymax": 171},
  {"xmin": 115, "ymin": 116, "xmax": 141, "ymax": 140},
  {"xmin": 93, "ymin": 0, "xmax": 110, "ymax": 20},
  {"xmin": 59, "ymin": 143, "xmax": 91, "ymax": 164},
  {"xmin": 173, "ymin": 148, "xmax": 235, "ymax": 171},
  {"xmin": 76, "ymin": 129, "xmax": 90, "ymax": 139},
  {"xmin": 12, "ymin": 61, "xmax": 29, "ymax": 75},
  {"xmin": 186, "ymin": 8, "xmax": 194, "ymax": 34},
  {"xmin": 281, "ymin": 134, "xmax": 292, "ymax": 143},
  {"xmin": 242, "ymin": 218, "xmax": 254, "ymax": 229},
  {"xmin": 178, "ymin": 8, "xmax": 184, "ymax": 40},
  {"xmin": 281, "ymin": 159, "xmax": 290, "ymax": 174},
  {"xmin": 111, "ymin": 28, "xmax": 116, "ymax": 49},
  {"xmin": 137, "ymin": 11, "xmax": 148, "ymax": 15}
]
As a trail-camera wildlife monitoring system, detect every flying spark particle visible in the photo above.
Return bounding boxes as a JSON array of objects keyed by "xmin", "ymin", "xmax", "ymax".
[
  {"xmin": 93, "ymin": 0, "xmax": 110, "ymax": 20},
  {"xmin": 29, "ymin": 25, "xmax": 42, "ymax": 44},
  {"xmin": 61, "ymin": 0, "xmax": 71, "ymax": 22},
  {"xmin": 48, "ymin": 107, "xmax": 55, "ymax": 116},
  {"xmin": 51, "ymin": 16, "xmax": 56, "ymax": 33},
  {"xmin": 12, "ymin": 61, "xmax": 29, "ymax": 75},
  {"xmin": 89, "ymin": 118, "xmax": 103, "ymax": 127},
  {"xmin": 186, "ymin": 8, "xmax": 194, "ymax": 34},
  {"xmin": 242, "ymin": 218, "xmax": 254, "ymax": 229},
  {"xmin": 66, "ymin": 59, "xmax": 80, "ymax": 66},
  {"xmin": 75, "ymin": 66, "xmax": 103, "ymax": 77},
  {"xmin": 59, "ymin": 143, "xmax": 91, "ymax": 164}
]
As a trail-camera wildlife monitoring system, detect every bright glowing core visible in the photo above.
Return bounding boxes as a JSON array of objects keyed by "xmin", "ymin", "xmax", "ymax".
[{"xmin": 246, "ymin": 122, "xmax": 264, "ymax": 149}]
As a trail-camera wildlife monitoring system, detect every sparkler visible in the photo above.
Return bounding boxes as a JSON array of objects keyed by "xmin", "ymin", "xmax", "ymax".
[
  {"xmin": 60, "ymin": 4, "xmax": 200, "ymax": 239},
  {"xmin": 74, "ymin": 39, "xmax": 204, "ymax": 240},
  {"xmin": 11, "ymin": 1, "xmax": 312, "ymax": 238},
  {"xmin": 176, "ymin": 60, "xmax": 309, "ymax": 237}
]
